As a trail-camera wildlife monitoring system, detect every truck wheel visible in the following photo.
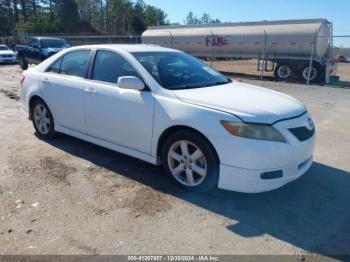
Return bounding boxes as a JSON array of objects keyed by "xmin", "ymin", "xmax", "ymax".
[
  {"xmin": 300, "ymin": 64, "xmax": 324, "ymax": 84},
  {"xmin": 274, "ymin": 63, "xmax": 292, "ymax": 81},
  {"xmin": 18, "ymin": 56, "xmax": 28, "ymax": 70}
]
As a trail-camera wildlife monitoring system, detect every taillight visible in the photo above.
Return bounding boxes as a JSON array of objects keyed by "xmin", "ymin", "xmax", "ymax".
[{"xmin": 20, "ymin": 75, "xmax": 25, "ymax": 87}]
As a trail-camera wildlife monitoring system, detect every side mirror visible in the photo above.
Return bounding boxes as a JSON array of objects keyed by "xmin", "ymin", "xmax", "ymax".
[
  {"xmin": 117, "ymin": 76, "xmax": 145, "ymax": 91},
  {"xmin": 32, "ymin": 43, "xmax": 40, "ymax": 49}
]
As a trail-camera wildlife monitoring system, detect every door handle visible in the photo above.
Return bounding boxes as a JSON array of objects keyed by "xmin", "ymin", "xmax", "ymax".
[
  {"xmin": 42, "ymin": 77, "xmax": 50, "ymax": 83},
  {"xmin": 84, "ymin": 88, "xmax": 97, "ymax": 95}
]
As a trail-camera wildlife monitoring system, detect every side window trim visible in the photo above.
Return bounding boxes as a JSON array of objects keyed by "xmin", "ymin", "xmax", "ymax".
[
  {"xmin": 88, "ymin": 48, "xmax": 150, "ymax": 91},
  {"xmin": 87, "ymin": 49, "xmax": 97, "ymax": 80},
  {"xmin": 45, "ymin": 57, "xmax": 63, "ymax": 74}
]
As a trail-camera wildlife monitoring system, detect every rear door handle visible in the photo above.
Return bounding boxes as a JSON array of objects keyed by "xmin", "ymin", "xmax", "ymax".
[
  {"xmin": 84, "ymin": 88, "xmax": 97, "ymax": 95},
  {"xmin": 42, "ymin": 77, "xmax": 50, "ymax": 83}
]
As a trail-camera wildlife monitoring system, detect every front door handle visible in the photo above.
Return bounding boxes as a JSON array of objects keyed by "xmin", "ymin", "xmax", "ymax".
[{"xmin": 84, "ymin": 88, "xmax": 97, "ymax": 95}]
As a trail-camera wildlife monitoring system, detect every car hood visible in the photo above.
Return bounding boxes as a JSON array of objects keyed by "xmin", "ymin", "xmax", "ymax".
[
  {"xmin": 0, "ymin": 50, "xmax": 15, "ymax": 55},
  {"xmin": 42, "ymin": 47, "xmax": 63, "ymax": 53},
  {"xmin": 173, "ymin": 81, "xmax": 306, "ymax": 124}
]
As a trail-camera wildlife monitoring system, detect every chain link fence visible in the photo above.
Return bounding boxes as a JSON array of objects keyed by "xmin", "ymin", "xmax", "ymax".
[
  {"xmin": 0, "ymin": 35, "xmax": 141, "ymax": 48},
  {"xmin": 0, "ymin": 33, "xmax": 349, "ymax": 87}
]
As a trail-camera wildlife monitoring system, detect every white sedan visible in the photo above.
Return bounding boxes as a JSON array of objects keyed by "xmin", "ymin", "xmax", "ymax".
[
  {"xmin": 0, "ymin": 45, "xmax": 17, "ymax": 63},
  {"xmin": 20, "ymin": 45, "xmax": 316, "ymax": 193}
]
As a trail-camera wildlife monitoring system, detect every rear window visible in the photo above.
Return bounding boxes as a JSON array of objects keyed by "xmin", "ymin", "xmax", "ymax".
[
  {"xmin": 48, "ymin": 50, "xmax": 91, "ymax": 78},
  {"xmin": 60, "ymin": 50, "xmax": 90, "ymax": 78},
  {"xmin": 40, "ymin": 39, "xmax": 69, "ymax": 48},
  {"xmin": 0, "ymin": 46, "xmax": 10, "ymax": 51}
]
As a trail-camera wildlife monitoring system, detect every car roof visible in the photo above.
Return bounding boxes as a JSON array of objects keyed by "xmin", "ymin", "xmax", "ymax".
[
  {"xmin": 67, "ymin": 44, "xmax": 181, "ymax": 53},
  {"xmin": 31, "ymin": 37, "xmax": 65, "ymax": 40}
]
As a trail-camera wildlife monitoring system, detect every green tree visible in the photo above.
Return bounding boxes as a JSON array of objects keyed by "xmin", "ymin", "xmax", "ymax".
[
  {"xmin": 132, "ymin": 0, "xmax": 146, "ymax": 34},
  {"xmin": 185, "ymin": 11, "xmax": 221, "ymax": 25},
  {"xmin": 55, "ymin": 0, "xmax": 80, "ymax": 32},
  {"xmin": 185, "ymin": 11, "xmax": 199, "ymax": 24},
  {"xmin": 144, "ymin": 4, "xmax": 166, "ymax": 27}
]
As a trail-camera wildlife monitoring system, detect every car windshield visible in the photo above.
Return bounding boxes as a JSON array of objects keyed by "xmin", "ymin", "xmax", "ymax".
[
  {"xmin": 40, "ymin": 39, "xmax": 68, "ymax": 48},
  {"xmin": 0, "ymin": 46, "xmax": 10, "ymax": 51},
  {"xmin": 132, "ymin": 51, "xmax": 231, "ymax": 90}
]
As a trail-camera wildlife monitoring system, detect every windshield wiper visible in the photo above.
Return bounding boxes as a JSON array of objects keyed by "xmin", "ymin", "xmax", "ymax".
[
  {"xmin": 205, "ymin": 80, "xmax": 232, "ymax": 87},
  {"xmin": 172, "ymin": 83, "xmax": 208, "ymax": 90},
  {"xmin": 171, "ymin": 79, "xmax": 232, "ymax": 90}
]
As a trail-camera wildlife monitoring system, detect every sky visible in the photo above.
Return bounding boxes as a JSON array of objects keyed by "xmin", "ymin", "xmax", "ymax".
[{"xmin": 145, "ymin": 0, "xmax": 350, "ymax": 47}]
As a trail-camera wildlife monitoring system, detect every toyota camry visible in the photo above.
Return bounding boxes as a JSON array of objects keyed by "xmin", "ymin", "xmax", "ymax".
[{"xmin": 20, "ymin": 45, "xmax": 316, "ymax": 193}]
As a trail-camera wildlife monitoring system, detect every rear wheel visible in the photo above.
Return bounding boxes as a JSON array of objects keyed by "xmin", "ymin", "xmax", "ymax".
[
  {"xmin": 162, "ymin": 131, "xmax": 219, "ymax": 192},
  {"xmin": 18, "ymin": 56, "xmax": 28, "ymax": 70},
  {"xmin": 299, "ymin": 64, "xmax": 324, "ymax": 84},
  {"xmin": 274, "ymin": 63, "xmax": 292, "ymax": 81},
  {"xmin": 31, "ymin": 99, "xmax": 56, "ymax": 139}
]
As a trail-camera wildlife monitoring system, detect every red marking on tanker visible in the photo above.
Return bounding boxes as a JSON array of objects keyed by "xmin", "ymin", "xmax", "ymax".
[
  {"xmin": 288, "ymin": 42, "xmax": 297, "ymax": 45},
  {"xmin": 206, "ymin": 36, "xmax": 230, "ymax": 47},
  {"xmin": 253, "ymin": 42, "xmax": 261, "ymax": 45},
  {"xmin": 238, "ymin": 42, "xmax": 245, "ymax": 45},
  {"xmin": 270, "ymin": 42, "xmax": 279, "ymax": 45},
  {"xmin": 308, "ymin": 41, "xmax": 316, "ymax": 45}
]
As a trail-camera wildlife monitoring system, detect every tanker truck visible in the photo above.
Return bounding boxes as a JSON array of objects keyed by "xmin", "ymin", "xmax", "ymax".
[{"xmin": 142, "ymin": 19, "xmax": 337, "ymax": 84}]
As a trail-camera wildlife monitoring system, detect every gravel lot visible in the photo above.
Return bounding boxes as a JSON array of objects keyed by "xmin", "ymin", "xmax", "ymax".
[{"xmin": 0, "ymin": 63, "xmax": 350, "ymax": 258}]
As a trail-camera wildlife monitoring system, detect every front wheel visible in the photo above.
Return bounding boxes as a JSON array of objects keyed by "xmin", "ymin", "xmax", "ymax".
[
  {"xmin": 162, "ymin": 131, "xmax": 219, "ymax": 192},
  {"xmin": 18, "ymin": 56, "xmax": 28, "ymax": 70},
  {"xmin": 31, "ymin": 99, "xmax": 56, "ymax": 139}
]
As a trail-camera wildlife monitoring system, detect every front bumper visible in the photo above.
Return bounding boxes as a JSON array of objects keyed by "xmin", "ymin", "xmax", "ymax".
[
  {"xmin": 0, "ymin": 56, "xmax": 17, "ymax": 63},
  {"xmin": 218, "ymin": 156, "xmax": 313, "ymax": 193},
  {"xmin": 211, "ymin": 112, "xmax": 316, "ymax": 193}
]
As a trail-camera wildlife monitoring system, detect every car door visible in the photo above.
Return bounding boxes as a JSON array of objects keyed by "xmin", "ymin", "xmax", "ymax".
[
  {"xmin": 31, "ymin": 38, "xmax": 43, "ymax": 63},
  {"xmin": 83, "ymin": 50, "xmax": 155, "ymax": 154},
  {"xmin": 40, "ymin": 49, "xmax": 91, "ymax": 133},
  {"xmin": 26, "ymin": 38, "xmax": 36, "ymax": 63}
]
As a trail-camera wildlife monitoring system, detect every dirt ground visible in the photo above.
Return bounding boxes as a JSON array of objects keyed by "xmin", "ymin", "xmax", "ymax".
[{"xmin": 0, "ymin": 63, "xmax": 350, "ymax": 258}]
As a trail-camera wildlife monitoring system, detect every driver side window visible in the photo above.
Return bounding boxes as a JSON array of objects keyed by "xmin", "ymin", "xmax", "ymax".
[
  {"xmin": 30, "ymin": 38, "xmax": 40, "ymax": 48},
  {"xmin": 92, "ymin": 50, "xmax": 140, "ymax": 84}
]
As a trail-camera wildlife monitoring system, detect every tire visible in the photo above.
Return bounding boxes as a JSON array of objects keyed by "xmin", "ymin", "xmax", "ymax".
[
  {"xmin": 18, "ymin": 56, "xmax": 28, "ymax": 70},
  {"xmin": 161, "ymin": 130, "xmax": 219, "ymax": 192},
  {"xmin": 31, "ymin": 98, "xmax": 56, "ymax": 139},
  {"xmin": 274, "ymin": 63, "xmax": 293, "ymax": 81},
  {"xmin": 299, "ymin": 63, "xmax": 324, "ymax": 84}
]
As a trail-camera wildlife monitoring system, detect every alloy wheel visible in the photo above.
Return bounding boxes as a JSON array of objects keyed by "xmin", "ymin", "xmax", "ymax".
[
  {"xmin": 167, "ymin": 140, "xmax": 207, "ymax": 187},
  {"xmin": 33, "ymin": 103, "xmax": 51, "ymax": 135}
]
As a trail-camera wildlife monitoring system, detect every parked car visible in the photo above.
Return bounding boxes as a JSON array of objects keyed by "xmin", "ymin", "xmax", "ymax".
[
  {"xmin": 0, "ymin": 44, "xmax": 17, "ymax": 64},
  {"xmin": 15, "ymin": 37, "xmax": 70, "ymax": 70},
  {"xmin": 331, "ymin": 55, "xmax": 350, "ymax": 63},
  {"xmin": 20, "ymin": 45, "xmax": 316, "ymax": 193}
]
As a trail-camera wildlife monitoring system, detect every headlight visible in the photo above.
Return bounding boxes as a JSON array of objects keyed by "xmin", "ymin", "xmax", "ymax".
[{"xmin": 220, "ymin": 121, "xmax": 286, "ymax": 142}]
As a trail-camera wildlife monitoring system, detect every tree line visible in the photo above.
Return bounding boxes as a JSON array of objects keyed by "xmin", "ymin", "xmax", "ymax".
[{"xmin": 0, "ymin": 0, "xmax": 222, "ymax": 36}]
